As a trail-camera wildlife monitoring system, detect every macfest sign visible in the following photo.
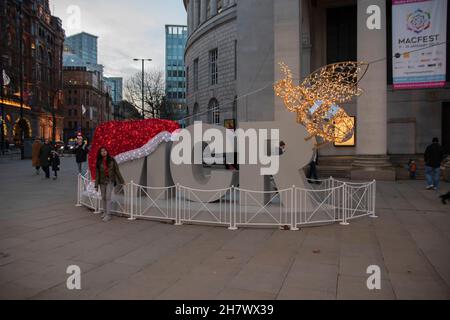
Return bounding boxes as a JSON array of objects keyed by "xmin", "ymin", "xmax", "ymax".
[{"xmin": 392, "ymin": 0, "xmax": 447, "ymax": 89}]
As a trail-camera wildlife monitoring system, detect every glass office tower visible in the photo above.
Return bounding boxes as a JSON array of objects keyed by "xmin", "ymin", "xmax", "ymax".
[{"xmin": 165, "ymin": 25, "xmax": 188, "ymax": 106}]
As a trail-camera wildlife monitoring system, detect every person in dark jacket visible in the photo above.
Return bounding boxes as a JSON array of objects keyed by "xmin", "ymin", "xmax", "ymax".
[
  {"xmin": 50, "ymin": 150, "xmax": 60, "ymax": 180},
  {"xmin": 424, "ymin": 137, "xmax": 445, "ymax": 190},
  {"xmin": 95, "ymin": 147, "xmax": 125, "ymax": 222},
  {"xmin": 307, "ymin": 149, "xmax": 319, "ymax": 183},
  {"xmin": 39, "ymin": 139, "xmax": 52, "ymax": 179},
  {"xmin": 75, "ymin": 137, "xmax": 89, "ymax": 175}
]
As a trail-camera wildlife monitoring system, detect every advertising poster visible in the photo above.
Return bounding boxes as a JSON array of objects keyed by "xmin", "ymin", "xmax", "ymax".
[{"xmin": 392, "ymin": 0, "xmax": 447, "ymax": 89}]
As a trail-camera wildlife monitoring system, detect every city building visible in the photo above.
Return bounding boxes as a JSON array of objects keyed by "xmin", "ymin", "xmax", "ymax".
[
  {"xmin": 65, "ymin": 32, "xmax": 97, "ymax": 66},
  {"xmin": 0, "ymin": 0, "xmax": 65, "ymax": 144},
  {"xmin": 63, "ymin": 30, "xmax": 113, "ymax": 142},
  {"xmin": 104, "ymin": 77, "xmax": 123, "ymax": 104},
  {"xmin": 184, "ymin": 0, "xmax": 237, "ymax": 126},
  {"xmin": 183, "ymin": 0, "xmax": 450, "ymax": 180},
  {"xmin": 113, "ymin": 100, "xmax": 141, "ymax": 120},
  {"xmin": 165, "ymin": 25, "xmax": 188, "ymax": 121},
  {"xmin": 65, "ymin": 32, "xmax": 104, "ymax": 74},
  {"xmin": 62, "ymin": 64, "xmax": 112, "ymax": 143}
]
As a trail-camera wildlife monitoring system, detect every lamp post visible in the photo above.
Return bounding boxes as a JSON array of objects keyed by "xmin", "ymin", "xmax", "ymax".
[
  {"xmin": 51, "ymin": 89, "xmax": 61, "ymax": 145},
  {"xmin": 17, "ymin": 0, "xmax": 24, "ymax": 159},
  {"xmin": 0, "ymin": 0, "xmax": 6, "ymax": 155},
  {"xmin": 133, "ymin": 58, "xmax": 152, "ymax": 119}
]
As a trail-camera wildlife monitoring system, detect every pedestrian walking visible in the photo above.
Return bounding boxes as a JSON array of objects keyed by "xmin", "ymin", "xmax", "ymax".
[
  {"xmin": 32, "ymin": 138, "xmax": 42, "ymax": 175},
  {"xmin": 39, "ymin": 139, "xmax": 52, "ymax": 179},
  {"xmin": 75, "ymin": 136, "xmax": 89, "ymax": 175},
  {"xmin": 424, "ymin": 137, "xmax": 444, "ymax": 190},
  {"xmin": 408, "ymin": 159, "xmax": 417, "ymax": 180},
  {"xmin": 50, "ymin": 150, "xmax": 60, "ymax": 180},
  {"xmin": 95, "ymin": 147, "xmax": 125, "ymax": 222},
  {"xmin": 307, "ymin": 149, "xmax": 319, "ymax": 183}
]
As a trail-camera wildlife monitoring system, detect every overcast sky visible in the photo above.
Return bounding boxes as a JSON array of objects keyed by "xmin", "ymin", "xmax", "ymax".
[{"xmin": 52, "ymin": 0, "xmax": 187, "ymax": 80}]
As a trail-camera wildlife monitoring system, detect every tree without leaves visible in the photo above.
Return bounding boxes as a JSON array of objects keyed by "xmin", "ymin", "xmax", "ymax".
[{"xmin": 124, "ymin": 68, "xmax": 165, "ymax": 119}]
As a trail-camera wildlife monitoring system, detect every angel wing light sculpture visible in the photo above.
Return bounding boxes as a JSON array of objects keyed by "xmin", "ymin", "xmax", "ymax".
[{"xmin": 274, "ymin": 61, "xmax": 369, "ymax": 149}]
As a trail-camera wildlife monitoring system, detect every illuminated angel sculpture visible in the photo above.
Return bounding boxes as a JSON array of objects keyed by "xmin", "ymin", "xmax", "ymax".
[{"xmin": 274, "ymin": 61, "xmax": 369, "ymax": 148}]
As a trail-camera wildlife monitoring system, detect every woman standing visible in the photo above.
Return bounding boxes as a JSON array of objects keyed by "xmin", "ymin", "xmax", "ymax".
[
  {"xmin": 50, "ymin": 150, "xmax": 60, "ymax": 180},
  {"xmin": 32, "ymin": 138, "xmax": 42, "ymax": 175},
  {"xmin": 39, "ymin": 139, "xmax": 53, "ymax": 179},
  {"xmin": 95, "ymin": 147, "xmax": 125, "ymax": 222}
]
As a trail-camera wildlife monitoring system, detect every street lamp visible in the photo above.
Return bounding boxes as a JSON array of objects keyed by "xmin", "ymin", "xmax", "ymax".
[
  {"xmin": 133, "ymin": 58, "xmax": 152, "ymax": 119},
  {"xmin": 17, "ymin": 1, "xmax": 25, "ymax": 159}
]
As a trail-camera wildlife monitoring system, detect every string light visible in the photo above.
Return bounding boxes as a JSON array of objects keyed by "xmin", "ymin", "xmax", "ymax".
[{"xmin": 274, "ymin": 61, "xmax": 369, "ymax": 147}]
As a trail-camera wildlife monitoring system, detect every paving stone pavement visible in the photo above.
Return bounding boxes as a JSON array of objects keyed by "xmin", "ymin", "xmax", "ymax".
[{"xmin": 0, "ymin": 157, "xmax": 449, "ymax": 300}]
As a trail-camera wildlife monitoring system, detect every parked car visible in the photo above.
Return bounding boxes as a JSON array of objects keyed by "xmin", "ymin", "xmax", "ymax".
[
  {"xmin": 54, "ymin": 141, "xmax": 65, "ymax": 151},
  {"xmin": 66, "ymin": 141, "xmax": 77, "ymax": 153}
]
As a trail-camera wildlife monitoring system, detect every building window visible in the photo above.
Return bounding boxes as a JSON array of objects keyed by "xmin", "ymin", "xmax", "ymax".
[
  {"xmin": 68, "ymin": 121, "xmax": 72, "ymax": 129},
  {"xmin": 326, "ymin": 6, "xmax": 357, "ymax": 63},
  {"xmin": 334, "ymin": 116, "xmax": 356, "ymax": 147},
  {"xmin": 208, "ymin": 99, "xmax": 219, "ymax": 125},
  {"xmin": 68, "ymin": 109, "xmax": 72, "ymax": 116},
  {"xmin": 193, "ymin": 58, "xmax": 199, "ymax": 91},
  {"xmin": 186, "ymin": 66, "xmax": 189, "ymax": 93},
  {"xmin": 74, "ymin": 109, "xmax": 78, "ymax": 116},
  {"xmin": 209, "ymin": 48, "xmax": 218, "ymax": 86}
]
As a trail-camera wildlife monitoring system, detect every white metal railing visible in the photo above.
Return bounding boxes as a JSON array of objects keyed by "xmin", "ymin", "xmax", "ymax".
[
  {"xmin": 77, "ymin": 175, "xmax": 377, "ymax": 230},
  {"xmin": 129, "ymin": 182, "xmax": 176, "ymax": 222}
]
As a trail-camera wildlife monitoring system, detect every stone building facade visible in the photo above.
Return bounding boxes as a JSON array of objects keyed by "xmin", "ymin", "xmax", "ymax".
[
  {"xmin": 184, "ymin": 0, "xmax": 238, "ymax": 127},
  {"xmin": 183, "ymin": 0, "xmax": 450, "ymax": 180}
]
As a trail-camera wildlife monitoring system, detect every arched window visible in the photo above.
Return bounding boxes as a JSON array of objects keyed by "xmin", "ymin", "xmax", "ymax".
[{"xmin": 208, "ymin": 99, "xmax": 219, "ymax": 125}]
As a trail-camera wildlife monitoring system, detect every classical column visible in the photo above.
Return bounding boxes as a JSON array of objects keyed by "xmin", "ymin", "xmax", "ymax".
[
  {"xmin": 193, "ymin": 0, "xmax": 200, "ymax": 28},
  {"xmin": 210, "ymin": 0, "xmax": 217, "ymax": 16},
  {"xmin": 188, "ymin": 0, "xmax": 194, "ymax": 34},
  {"xmin": 200, "ymin": 0, "xmax": 207, "ymax": 23},
  {"xmin": 301, "ymin": 0, "xmax": 311, "ymax": 79},
  {"xmin": 274, "ymin": 0, "xmax": 301, "ymax": 124},
  {"xmin": 351, "ymin": 0, "xmax": 395, "ymax": 181}
]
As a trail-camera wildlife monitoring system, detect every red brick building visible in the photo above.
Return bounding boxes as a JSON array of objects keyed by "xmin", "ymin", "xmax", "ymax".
[
  {"xmin": 0, "ymin": 0, "xmax": 65, "ymax": 143},
  {"xmin": 63, "ymin": 64, "xmax": 112, "ymax": 143}
]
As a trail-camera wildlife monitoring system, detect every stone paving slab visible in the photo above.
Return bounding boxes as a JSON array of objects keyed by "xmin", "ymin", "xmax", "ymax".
[{"xmin": 0, "ymin": 158, "xmax": 450, "ymax": 299}]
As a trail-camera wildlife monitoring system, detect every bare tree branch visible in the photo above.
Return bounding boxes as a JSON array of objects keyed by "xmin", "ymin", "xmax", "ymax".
[{"xmin": 124, "ymin": 68, "xmax": 165, "ymax": 119}]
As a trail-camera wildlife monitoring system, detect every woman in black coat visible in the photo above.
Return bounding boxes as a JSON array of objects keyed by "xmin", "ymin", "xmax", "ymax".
[
  {"xmin": 39, "ymin": 139, "xmax": 53, "ymax": 179},
  {"xmin": 50, "ymin": 150, "xmax": 60, "ymax": 180}
]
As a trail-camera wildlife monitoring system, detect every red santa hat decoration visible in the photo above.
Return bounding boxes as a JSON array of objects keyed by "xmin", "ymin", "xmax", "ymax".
[{"xmin": 88, "ymin": 119, "xmax": 180, "ymax": 180}]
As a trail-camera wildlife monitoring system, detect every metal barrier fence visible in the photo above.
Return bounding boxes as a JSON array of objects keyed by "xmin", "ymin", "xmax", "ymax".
[{"xmin": 77, "ymin": 174, "xmax": 377, "ymax": 230}]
